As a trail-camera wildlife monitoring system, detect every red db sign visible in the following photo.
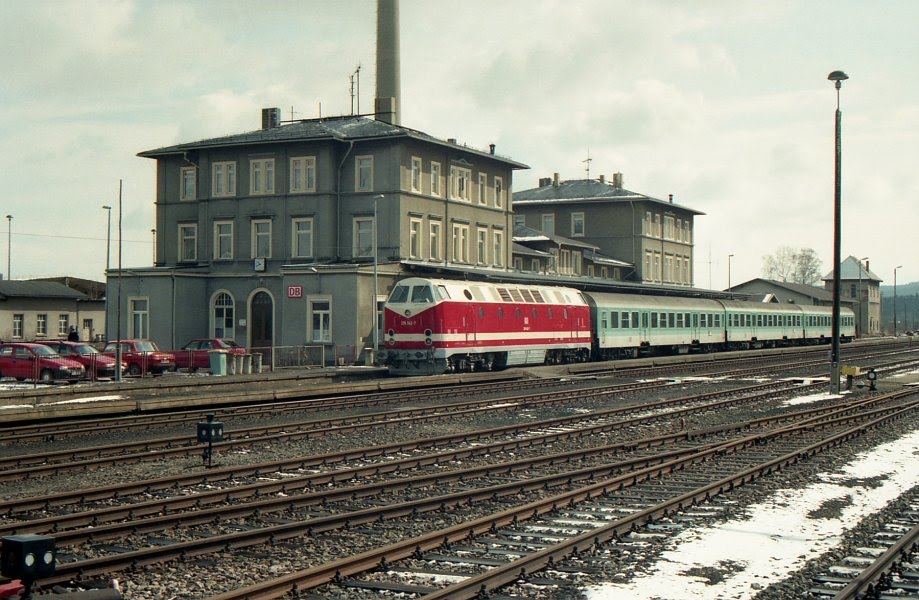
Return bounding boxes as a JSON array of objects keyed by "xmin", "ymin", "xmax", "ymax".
[{"xmin": 287, "ymin": 285, "xmax": 303, "ymax": 299}]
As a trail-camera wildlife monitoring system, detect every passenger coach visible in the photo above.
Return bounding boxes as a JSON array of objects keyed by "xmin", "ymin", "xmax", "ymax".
[{"xmin": 381, "ymin": 277, "xmax": 592, "ymax": 376}]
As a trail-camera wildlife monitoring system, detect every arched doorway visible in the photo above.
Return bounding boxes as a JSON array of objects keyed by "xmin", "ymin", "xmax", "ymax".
[{"xmin": 250, "ymin": 290, "xmax": 274, "ymax": 368}]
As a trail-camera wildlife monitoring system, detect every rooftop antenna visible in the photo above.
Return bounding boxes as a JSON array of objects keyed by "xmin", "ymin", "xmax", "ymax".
[
  {"xmin": 350, "ymin": 64, "xmax": 362, "ymax": 115},
  {"xmin": 289, "ymin": 106, "xmax": 301, "ymax": 121},
  {"xmin": 582, "ymin": 148, "xmax": 592, "ymax": 179}
]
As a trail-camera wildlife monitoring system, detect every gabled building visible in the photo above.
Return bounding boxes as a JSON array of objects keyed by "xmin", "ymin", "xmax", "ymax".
[
  {"xmin": 0, "ymin": 280, "xmax": 105, "ymax": 342},
  {"xmin": 822, "ymin": 256, "xmax": 882, "ymax": 336},
  {"xmin": 512, "ymin": 172, "xmax": 703, "ymax": 286},
  {"xmin": 120, "ymin": 111, "xmax": 526, "ymax": 365},
  {"xmin": 512, "ymin": 224, "xmax": 630, "ymax": 280}
]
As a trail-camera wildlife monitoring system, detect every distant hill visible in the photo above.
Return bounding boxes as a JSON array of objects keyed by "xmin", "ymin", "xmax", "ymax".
[{"xmin": 880, "ymin": 280, "xmax": 919, "ymax": 333}]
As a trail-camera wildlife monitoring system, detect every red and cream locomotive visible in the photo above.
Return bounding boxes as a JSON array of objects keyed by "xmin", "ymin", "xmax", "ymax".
[{"xmin": 380, "ymin": 277, "xmax": 592, "ymax": 376}]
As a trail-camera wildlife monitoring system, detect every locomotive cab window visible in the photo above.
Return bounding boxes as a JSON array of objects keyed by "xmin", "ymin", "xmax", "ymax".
[
  {"xmin": 388, "ymin": 285, "xmax": 409, "ymax": 303},
  {"xmin": 411, "ymin": 285, "xmax": 434, "ymax": 303}
]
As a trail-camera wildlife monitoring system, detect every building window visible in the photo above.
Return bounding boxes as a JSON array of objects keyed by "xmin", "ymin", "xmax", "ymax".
[
  {"xmin": 493, "ymin": 229, "xmax": 504, "ymax": 267},
  {"xmin": 451, "ymin": 166, "xmax": 471, "ymax": 201},
  {"xmin": 477, "ymin": 173, "xmax": 487, "ymax": 205},
  {"xmin": 431, "ymin": 162, "xmax": 441, "ymax": 196},
  {"xmin": 451, "ymin": 223, "xmax": 469, "ymax": 263},
  {"xmin": 179, "ymin": 223, "xmax": 197, "ymax": 262},
  {"xmin": 356, "ymin": 155, "xmax": 373, "ymax": 192},
  {"xmin": 290, "ymin": 156, "xmax": 316, "ymax": 193},
  {"xmin": 684, "ymin": 221, "xmax": 691, "ymax": 243},
  {"xmin": 180, "ymin": 166, "xmax": 196, "ymax": 201},
  {"xmin": 653, "ymin": 214, "xmax": 661, "ymax": 238},
  {"xmin": 354, "ymin": 217, "xmax": 374, "ymax": 257},
  {"xmin": 514, "ymin": 257, "xmax": 523, "ymax": 271},
  {"xmin": 513, "ymin": 214, "xmax": 525, "ymax": 227},
  {"xmin": 36, "ymin": 314, "xmax": 47, "ymax": 336},
  {"xmin": 12, "ymin": 314, "xmax": 23, "ymax": 338},
  {"xmin": 213, "ymin": 292, "xmax": 235, "ymax": 339},
  {"xmin": 573, "ymin": 251, "xmax": 582, "ymax": 275},
  {"xmin": 559, "ymin": 249, "xmax": 571, "ymax": 274},
  {"xmin": 214, "ymin": 221, "xmax": 233, "ymax": 260},
  {"xmin": 212, "ymin": 161, "xmax": 236, "ymax": 197},
  {"xmin": 572, "ymin": 212, "xmax": 585, "ymax": 237},
  {"xmin": 252, "ymin": 219, "xmax": 272, "ymax": 258},
  {"xmin": 129, "ymin": 298, "xmax": 149, "ymax": 339},
  {"xmin": 664, "ymin": 215, "xmax": 675, "ymax": 240},
  {"xmin": 429, "ymin": 220, "xmax": 442, "ymax": 260},
  {"xmin": 541, "ymin": 214, "xmax": 555, "ymax": 235},
  {"xmin": 476, "ymin": 227, "xmax": 488, "ymax": 265},
  {"xmin": 409, "ymin": 218, "xmax": 422, "ymax": 259},
  {"xmin": 494, "ymin": 176, "xmax": 504, "ymax": 208},
  {"xmin": 411, "ymin": 157, "xmax": 422, "ymax": 192},
  {"xmin": 531, "ymin": 258, "xmax": 540, "ymax": 272},
  {"xmin": 309, "ymin": 298, "xmax": 332, "ymax": 342},
  {"xmin": 292, "ymin": 218, "xmax": 314, "ymax": 258},
  {"xmin": 250, "ymin": 158, "xmax": 275, "ymax": 195},
  {"xmin": 58, "ymin": 314, "xmax": 69, "ymax": 337}
]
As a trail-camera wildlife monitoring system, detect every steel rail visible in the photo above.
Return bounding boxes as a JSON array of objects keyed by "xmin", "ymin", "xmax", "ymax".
[{"xmin": 832, "ymin": 522, "xmax": 919, "ymax": 599}]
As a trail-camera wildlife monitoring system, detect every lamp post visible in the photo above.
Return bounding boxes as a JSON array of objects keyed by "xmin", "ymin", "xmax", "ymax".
[
  {"xmin": 727, "ymin": 254, "xmax": 734, "ymax": 292},
  {"xmin": 5, "ymin": 215, "xmax": 11, "ymax": 279},
  {"xmin": 857, "ymin": 256, "xmax": 867, "ymax": 337},
  {"xmin": 828, "ymin": 69, "xmax": 848, "ymax": 395},
  {"xmin": 894, "ymin": 265, "xmax": 902, "ymax": 336},
  {"xmin": 103, "ymin": 205, "xmax": 112, "ymax": 343}
]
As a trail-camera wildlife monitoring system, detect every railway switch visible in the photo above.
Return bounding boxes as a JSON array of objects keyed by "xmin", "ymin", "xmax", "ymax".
[{"xmin": 197, "ymin": 414, "xmax": 224, "ymax": 468}]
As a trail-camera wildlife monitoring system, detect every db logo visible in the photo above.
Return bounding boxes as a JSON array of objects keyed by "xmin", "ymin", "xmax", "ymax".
[{"xmin": 287, "ymin": 285, "xmax": 303, "ymax": 299}]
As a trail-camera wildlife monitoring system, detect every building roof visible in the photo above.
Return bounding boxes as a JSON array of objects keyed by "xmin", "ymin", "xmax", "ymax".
[
  {"xmin": 512, "ymin": 224, "xmax": 599, "ymax": 251},
  {"xmin": 822, "ymin": 255, "xmax": 883, "ymax": 283},
  {"xmin": 138, "ymin": 114, "xmax": 529, "ymax": 169},
  {"xmin": 731, "ymin": 278, "xmax": 835, "ymax": 302},
  {"xmin": 513, "ymin": 178, "xmax": 704, "ymax": 215},
  {"xmin": 0, "ymin": 280, "xmax": 88, "ymax": 300},
  {"xmin": 511, "ymin": 242, "xmax": 551, "ymax": 258}
]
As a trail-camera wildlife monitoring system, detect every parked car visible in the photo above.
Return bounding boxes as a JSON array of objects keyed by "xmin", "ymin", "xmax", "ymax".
[
  {"xmin": 174, "ymin": 338, "xmax": 246, "ymax": 372},
  {"xmin": 102, "ymin": 339, "xmax": 176, "ymax": 376},
  {"xmin": 0, "ymin": 342, "xmax": 85, "ymax": 383},
  {"xmin": 36, "ymin": 340, "xmax": 124, "ymax": 380}
]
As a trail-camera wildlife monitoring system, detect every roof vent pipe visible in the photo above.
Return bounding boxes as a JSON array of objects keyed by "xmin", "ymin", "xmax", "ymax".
[
  {"xmin": 553, "ymin": 172, "xmax": 559, "ymax": 187},
  {"xmin": 669, "ymin": 194, "xmax": 673, "ymax": 203},
  {"xmin": 599, "ymin": 174, "xmax": 605, "ymax": 184},
  {"xmin": 489, "ymin": 143, "xmax": 495, "ymax": 154},
  {"xmin": 612, "ymin": 172, "xmax": 623, "ymax": 188}
]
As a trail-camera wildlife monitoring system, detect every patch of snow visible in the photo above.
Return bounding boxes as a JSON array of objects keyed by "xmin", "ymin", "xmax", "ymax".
[{"xmin": 584, "ymin": 429, "xmax": 919, "ymax": 599}]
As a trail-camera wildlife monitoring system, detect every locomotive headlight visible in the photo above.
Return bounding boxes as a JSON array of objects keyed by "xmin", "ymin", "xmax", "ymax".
[{"xmin": 404, "ymin": 309, "xmax": 412, "ymax": 317}]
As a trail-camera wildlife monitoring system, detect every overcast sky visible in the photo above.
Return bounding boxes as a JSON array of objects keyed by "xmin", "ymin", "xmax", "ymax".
[{"xmin": 1, "ymin": 0, "xmax": 916, "ymax": 290}]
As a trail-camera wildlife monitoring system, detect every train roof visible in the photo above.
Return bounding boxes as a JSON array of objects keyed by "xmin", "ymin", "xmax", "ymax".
[
  {"xmin": 390, "ymin": 277, "xmax": 588, "ymax": 307},
  {"xmin": 584, "ymin": 292, "xmax": 723, "ymax": 310}
]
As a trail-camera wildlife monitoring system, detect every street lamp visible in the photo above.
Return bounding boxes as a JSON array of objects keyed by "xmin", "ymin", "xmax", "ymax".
[
  {"xmin": 894, "ymin": 265, "xmax": 903, "ymax": 336},
  {"xmin": 372, "ymin": 194, "xmax": 384, "ymax": 365},
  {"xmin": 727, "ymin": 254, "xmax": 734, "ymax": 292},
  {"xmin": 5, "ymin": 215, "xmax": 11, "ymax": 279},
  {"xmin": 857, "ymin": 256, "xmax": 867, "ymax": 337},
  {"xmin": 828, "ymin": 69, "xmax": 848, "ymax": 395}
]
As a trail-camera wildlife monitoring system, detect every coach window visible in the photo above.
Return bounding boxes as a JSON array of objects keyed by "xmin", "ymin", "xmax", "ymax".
[
  {"xmin": 715, "ymin": 314, "xmax": 722, "ymax": 327},
  {"xmin": 667, "ymin": 313, "xmax": 675, "ymax": 328},
  {"xmin": 685, "ymin": 313, "xmax": 691, "ymax": 327},
  {"xmin": 601, "ymin": 312, "xmax": 608, "ymax": 329},
  {"xmin": 676, "ymin": 313, "xmax": 684, "ymax": 328},
  {"xmin": 631, "ymin": 312, "xmax": 639, "ymax": 327},
  {"xmin": 642, "ymin": 313, "xmax": 649, "ymax": 328},
  {"xmin": 621, "ymin": 311, "xmax": 630, "ymax": 328},
  {"xmin": 610, "ymin": 311, "xmax": 619, "ymax": 328},
  {"xmin": 651, "ymin": 313, "xmax": 658, "ymax": 328},
  {"xmin": 700, "ymin": 313, "xmax": 707, "ymax": 328}
]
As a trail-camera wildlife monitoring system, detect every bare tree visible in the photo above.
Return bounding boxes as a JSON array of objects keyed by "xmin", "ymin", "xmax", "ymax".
[{"xmin": 762, "ymin": 246, "xmax": 823, "ymax": 285}]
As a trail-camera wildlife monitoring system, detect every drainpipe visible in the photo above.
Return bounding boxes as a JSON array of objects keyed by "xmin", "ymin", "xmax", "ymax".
[{"xmin": 336, "ymin": 140, "xmax": 355, "ymax": 261}]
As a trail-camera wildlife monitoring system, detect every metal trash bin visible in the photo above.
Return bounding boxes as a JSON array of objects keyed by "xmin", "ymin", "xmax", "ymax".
[
  {"xmin": 227, "ymin": 353, "xmax": 238, "ymax": 375},
  {"xmin": 242, "ymin": 354, "xmax": 252, "ymax": 374},
  {"xmin": 208, "ymin": 350, "xmax": 227, "ymax": 376},
  {"xmin": 252, "ymin": 353, "xmax": 262, "ymax": 374}
]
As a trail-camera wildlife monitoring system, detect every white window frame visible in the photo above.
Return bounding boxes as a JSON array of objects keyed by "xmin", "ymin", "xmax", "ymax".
[
  {"xmin": 353, "ymin": 216, "xmax": 374, "ymax": 258},
  {"xmin": 58, "ymin": 314, "xmax": 69, "ymax": 337},
  {"xmin": 356, "ymin": 155, "xmax": 374, "ymax": 192},
  {"xmin": 291, "ymin": 217, "xmax": 314, "ymax": 258},
  {"xmin": 178, "ymin": 223, "xmax": 197, "ymax": 262},
  {"xmin": 431, "ymin": 162, "xmax": 441, "ymax": 197},
  {"xmin": 478, "ymin": 173, "xmax": 487, "ymax": 205},
  {"xmin": 180, "ymin": 166, "xmax": 196, "ymax": 201},
  {"xmin": 129, "ymin": 297, "xmax": 149, "ymax": 339},
  {"xmin": 409, "ymin": 218, "xmax": 423, "ymax": 259},
  {"xmin": 251, "ymin": 219, "xmax": 272, "ymax": 259},
  {"xmin": 541, "ymin": 213, "xmax": 555, "ymax": 235},
  {"xmin": 451, "ymin": 223, "xmax": 469, "ymax": 264},
  {"xmin": 250, "ymin": 158, "xmax": 275, "ymax": 195},
  {"xmin": 411, "ymin": 157, "xmax": 422, "ymax": 192},
  {"xmin": 571, "ymin": 212, "xmax": 585, "ymax": 237},
  {"xmin": 290, "ymin": 156, "xmax": 316, "ymax": 193},
  {"xmin": 476, "ymin": 227, "xmax": 488, "ymax": 265},
  {"xmin": 212, "ymin": 161, "xmax": 236, "ymax": 197},
  {"xmin": 494, "ymin": 176, "xmax": 504, "ymax": 208},
  {"xmin": 212, "ymin": 291, "xmax": 235, "ymax": 340},
  {"xmin": 450, "ymin": 166, "xmax": 471, "ymax": 201},
  {"xmin": 493, "ymin": 229, "xmax": 504, "ymax": 267},
  {"xmin": 36, "ymin": 314, "xmax": 48, "ymax": 336},
  {"xmin": 214, "ymin": 221, "xmax": 233, "ymax": 260},
  {"xmin": 429, "ymin": 220, "xmax": 442, "ymax": 261},
  {"xmin": 12, "ymin": 314, "xmax": 23, "ymax": 338},
  {"xmin": 309, "ymin": 296, "xmax": 332, "ymax": 343}
]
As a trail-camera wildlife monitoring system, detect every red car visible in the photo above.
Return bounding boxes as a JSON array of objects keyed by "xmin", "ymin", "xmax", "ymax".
[
  {"xmin": 102, "ymin": 339, "xmax": 176, "ymax": 376},
  {"xmin": 36, "ymin": 340, "xmax": 124, "ymax": 380},
  {"xmin": 0, "ymin": 342, "xmax": 85, "ymax": 383},
  {"xmin": 174, "ymin": 338, "xmax": 246, "ymax": 372}
]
